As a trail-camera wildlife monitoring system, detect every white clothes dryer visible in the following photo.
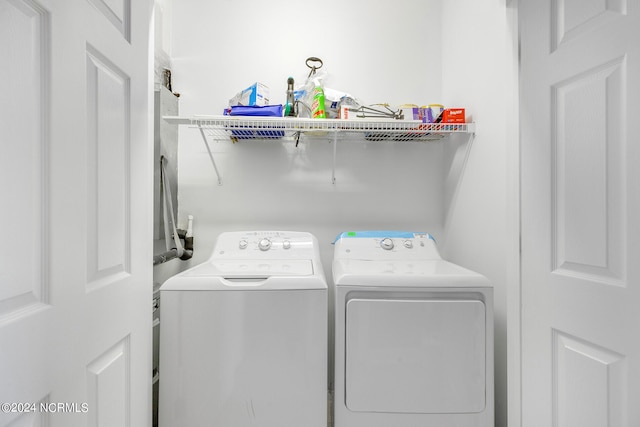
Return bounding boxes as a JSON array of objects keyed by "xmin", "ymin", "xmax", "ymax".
[
  {"xmin": 333, "ymin": 231, "xmax": 493, "ymax": 427},
  {"xmin": 159, "ymin": 231, "xmax": 327, "ymax": 427}
]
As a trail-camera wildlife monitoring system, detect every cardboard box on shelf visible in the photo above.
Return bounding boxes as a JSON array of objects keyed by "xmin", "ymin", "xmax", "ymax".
[
  {"xmin": 339, "ymin": 105, "xmax": 368, "ymax": 120},
  {"xmin": 229, "ymin": 82, "xmax": 270, "ymax": 106},
  {"xmin": 442, "ymin": 108, "xmax": 466, "ymax": 123}
]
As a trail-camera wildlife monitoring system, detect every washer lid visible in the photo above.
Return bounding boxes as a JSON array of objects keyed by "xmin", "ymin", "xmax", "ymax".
[
  {"xmin": 160, "ymin": 258, "xmax": 327, "ymax": 291},
  {"xmin": 183, "ymin": 259, "xmax": 314, "ymax": 279},
  {"xmin": 333, "ymin": 259, "xmax": 492, "ymax": 288}
]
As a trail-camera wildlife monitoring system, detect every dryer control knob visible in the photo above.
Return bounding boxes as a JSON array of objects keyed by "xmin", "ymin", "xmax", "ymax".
[
  {"xmin": 258, "ymin": 238, "xmax": 272, "ymax": 251},
  {"xmin": 239, "ymin": 239, "xmax": 248, "ymax": 249},
  {"xmin": 380, "ymin": 238, "xmax": 394, "ymax": 250},
  {"xmin": 403, "ymin": 240, "xmax": 413, "ymax": 249},
  {"xmin": 282, "ymin": 240, "xmax": 291, "ymax": 250}
]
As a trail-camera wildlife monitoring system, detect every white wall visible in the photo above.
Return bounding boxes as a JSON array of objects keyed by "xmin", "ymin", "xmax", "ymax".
[
  {"xmin": 166, "ymin": 2, "xmax": 514, "ymax": 427},
  {"xmin": 441, "ymin": 2, "xmax": 517, "ymax": 427},
  {"xmin": 153, "ymin": 0, "xmax": 173, "ymax": 88},
  {"xmin": 171, "ymin": 0, "xmax": 443, "ymax": 114}
]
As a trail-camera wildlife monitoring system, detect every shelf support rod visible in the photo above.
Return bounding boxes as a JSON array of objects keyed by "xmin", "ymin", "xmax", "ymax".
[
  {"xmin": 198, "ymin": 125, "xmax": 223, "ymax": 185},
  {"xmin": 331, "ymin": 131, "xmax": 338, "ymax": 184}
]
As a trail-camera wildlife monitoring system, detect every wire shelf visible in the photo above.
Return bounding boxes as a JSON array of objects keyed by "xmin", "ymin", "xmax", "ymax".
[
  {"xmin": 164, "ymin": 115, "xmax": 476, "ymax": 184},
  {"xmin": 164, "ymin": 115, "xmax": 475, "ymax": 143}
]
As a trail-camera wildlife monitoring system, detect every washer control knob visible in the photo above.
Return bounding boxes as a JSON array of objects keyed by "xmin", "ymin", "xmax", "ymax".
[
  {"xmin": 380, "ymin": 238, "xmax": 394, "ymax": 250},
  {"xmin": 258, "ymin": 238, "xmax": 272, "ymax": 251},
  {"xmin": 239, "ymin": 239, "xmax": 248, "ymax": 249},
  {"xmin": 403, "ymin": 239, "xmax": 413, "ymax": 249},
  {"xmin": 282, "ymin": 240, "xmax": 291, "ymax": 250}
]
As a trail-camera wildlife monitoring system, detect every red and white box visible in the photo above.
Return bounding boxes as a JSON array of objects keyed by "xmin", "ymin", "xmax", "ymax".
[
  {"xmin": 442, "ymin": 108, "xmax": 466, "ymax": 123},
  {"xmin": 339, "ymin": 105, "xmax": 369, "ymax": 120}
]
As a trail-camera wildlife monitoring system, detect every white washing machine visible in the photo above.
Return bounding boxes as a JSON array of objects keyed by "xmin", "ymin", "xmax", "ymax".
[
  {"xmin": 159, "ymin": 231, "xmax": 327, "ymax": 427},
  {"xmin": 333, "ymin": 231, "xmax": 493, "ymax": 427}
]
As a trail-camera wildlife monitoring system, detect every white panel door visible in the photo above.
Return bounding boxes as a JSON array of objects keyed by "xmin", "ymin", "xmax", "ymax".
[
  {"xmin": 520, "ymin": 0, "xmax": 640, "ymax": 426},
  {"xmin": 0, "ymin": 1, "xmax": 152, "ymax": 426}
]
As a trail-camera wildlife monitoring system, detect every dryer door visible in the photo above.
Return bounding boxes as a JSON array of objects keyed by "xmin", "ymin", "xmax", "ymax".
[{"xmin": 345, "ymin": 298, "xmax": 486, "ymax": 414}]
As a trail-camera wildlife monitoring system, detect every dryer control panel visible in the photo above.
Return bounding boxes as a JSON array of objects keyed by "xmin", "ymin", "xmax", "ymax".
[
  {"xmin": 333, "ymin": 231, "xmax": 441, "ymax": 260},
  {"xmin": 210, "ymin": 231, "xmax": 320, "ymax": 260}
]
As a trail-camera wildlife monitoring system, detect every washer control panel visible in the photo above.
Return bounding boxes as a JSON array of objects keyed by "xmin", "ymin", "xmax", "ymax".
[
  {"xmin": 211, "ymin": 231, "xmax": 317, "ymax": 260},
  {"xmin": 333, "ymin": 231, "xmax": 441, "ymax": 260}
]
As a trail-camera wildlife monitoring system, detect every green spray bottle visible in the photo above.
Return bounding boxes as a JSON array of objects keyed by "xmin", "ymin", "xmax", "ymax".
[{"xmin": 311, "ymin": 78, "xmax": 326, "ymax": 119}]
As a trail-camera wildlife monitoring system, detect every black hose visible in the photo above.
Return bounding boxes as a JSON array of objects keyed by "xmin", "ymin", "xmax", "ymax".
[
  {"xmin": 177, "ymin": 229, "xmax": 194, "ymax": 261},
  {"xmin": 153, "ymin": 229, "xmax": 194, "ymax": 265}
]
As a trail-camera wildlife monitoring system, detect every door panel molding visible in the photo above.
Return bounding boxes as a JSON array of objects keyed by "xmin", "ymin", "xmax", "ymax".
[
  {"xmin": 551, "ymin": 56, "xmax": 627, "ymax": 287},
  {"xmin": 0, "ymin": 0, "xmax": 50, "ymax": 320},
  {"xmin": 553, "ymin": 329, "xmax": 627, "ymax": 427},
  {"xmin": 552, "ymin": 0, "xmax": 627, "ymax": 51},
  {"xmin": 86, "ymin": 0, "xmax": 131, "ymax": 42},
  {"xmin": 85, "ymin": 44, "xmax": 132, "ymax": 290},
  {"xmin": 87, "ymin": 336, "xmax": 131, "ymax": 427}
]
